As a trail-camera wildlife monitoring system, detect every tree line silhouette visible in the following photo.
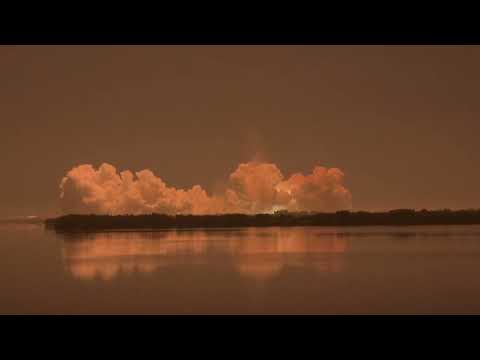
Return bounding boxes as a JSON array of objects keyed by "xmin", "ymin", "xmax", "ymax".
[{"xmin": 45, "ymin": 209, "xmax": 480, "ymax": 231}]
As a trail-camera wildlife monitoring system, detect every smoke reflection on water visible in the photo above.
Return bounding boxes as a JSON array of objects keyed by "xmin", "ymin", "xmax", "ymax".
[
  {"xmin": 60, "ymin": 228, "xmax": 348, "ymax": 282},
  {"xmin": 6, "ymin": 224, "xmax": 480, "ymax": 313}
]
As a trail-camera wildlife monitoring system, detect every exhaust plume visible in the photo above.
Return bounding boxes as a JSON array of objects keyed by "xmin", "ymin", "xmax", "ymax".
[{"xmin": 60, "ymin": 161, "xmax": 352, "ymax": 215}]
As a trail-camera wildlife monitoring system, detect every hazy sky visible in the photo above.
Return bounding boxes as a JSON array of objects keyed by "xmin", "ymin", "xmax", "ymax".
[{"xmin": 1, "ymin": 45, "xmax": 480, "ymax": 217}]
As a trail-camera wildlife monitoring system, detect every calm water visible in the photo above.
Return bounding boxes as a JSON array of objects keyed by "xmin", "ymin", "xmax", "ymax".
[{"xmin": 2, "ymin": 224, "xmax": 480, "ymax": 314}]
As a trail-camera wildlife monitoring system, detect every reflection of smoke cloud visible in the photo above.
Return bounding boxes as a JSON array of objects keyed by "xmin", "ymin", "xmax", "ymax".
[
  {"xmin": 60, "ymin": 161, "xmax": 352, "ymax": 215},
  {"xmin": 62, "ymin": 231, "xmax": 209, "ymax": 280},
  {"xmin": 234, "ymin": 228, "xmax": 347, "ymax": 280},
  {"xmin": 62, "ymin": 229, "xmax": 348, "ymax": 281}
]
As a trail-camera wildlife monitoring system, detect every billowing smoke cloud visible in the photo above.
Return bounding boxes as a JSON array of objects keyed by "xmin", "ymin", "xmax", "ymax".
[{"xmin": 60, "ymin": 161, "xmax": 352, "ymax": 215}]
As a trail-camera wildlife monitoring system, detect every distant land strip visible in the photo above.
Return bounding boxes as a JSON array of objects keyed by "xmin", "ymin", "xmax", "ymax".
[
  {"xmin": 0, "ymin": 216, "xmax": 44, "ymax": 225},
  {"xmin": 45, "ymin": 209, "xmax": 480, "ymax": 232}
]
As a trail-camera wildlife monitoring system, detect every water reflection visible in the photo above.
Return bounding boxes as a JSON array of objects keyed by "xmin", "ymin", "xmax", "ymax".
[
  {"xmin": 5, "ymin": 224, "xmax": 480, "ymax": 313},
  {"xmin": 61, "ymin": 228, "xmax": 348, "ymax": 281}
]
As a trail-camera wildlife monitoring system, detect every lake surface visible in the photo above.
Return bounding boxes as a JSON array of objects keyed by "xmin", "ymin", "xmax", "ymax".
[{"xmin": 2, "ymin": 224, "xmax": 480, "ymax": 314}]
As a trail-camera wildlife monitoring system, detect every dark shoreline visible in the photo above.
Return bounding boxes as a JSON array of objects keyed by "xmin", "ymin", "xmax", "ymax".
[{"xmin": 45, "ymin": 209, "xmax": 480, "ymax": 232}]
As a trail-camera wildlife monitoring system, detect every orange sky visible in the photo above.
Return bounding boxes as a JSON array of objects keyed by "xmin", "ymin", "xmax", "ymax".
[{"xmin": 1, "ymin": 45, "xmax": 480, "ymax": 216}]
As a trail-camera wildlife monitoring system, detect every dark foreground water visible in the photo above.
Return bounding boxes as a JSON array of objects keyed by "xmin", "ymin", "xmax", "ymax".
[{"xmin": 2, "ymin": 224, "xmax": 480, "ymax": 314}]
